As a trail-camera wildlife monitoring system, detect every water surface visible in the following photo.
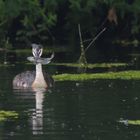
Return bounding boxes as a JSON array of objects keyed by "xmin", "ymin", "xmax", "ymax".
[{"xmin": 0, "ymin": 66, "xmax": 140, "ymax": 140}]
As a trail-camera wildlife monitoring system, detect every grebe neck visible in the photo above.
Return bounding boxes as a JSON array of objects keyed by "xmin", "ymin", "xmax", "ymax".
[{"xmin": 32, "ymin": 63, "xmax": 47, "ymax": 88}]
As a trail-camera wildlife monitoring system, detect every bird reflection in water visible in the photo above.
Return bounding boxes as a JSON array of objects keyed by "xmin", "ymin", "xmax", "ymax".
[
  {"xmin": 31, "ymin": 88, "xmax": 45, "ymax": 135},
  {"xmin": 13, "ymin": 87, "xmax": 47, "ymax": 135}
]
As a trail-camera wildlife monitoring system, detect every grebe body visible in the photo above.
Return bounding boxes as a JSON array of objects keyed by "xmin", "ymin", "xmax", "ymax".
[{"xmin": 13, "ymin": 44, "xmax": 54, "ymax": 89}]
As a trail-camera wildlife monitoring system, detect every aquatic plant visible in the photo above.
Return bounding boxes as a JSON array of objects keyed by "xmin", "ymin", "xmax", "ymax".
[
  {"xmin": 119, "ymin": 119, "xmax": 140, "ymax": 126},
  {"xmin": 53, "ymin": 71, "xmax": 140, "ymax": 81},
  {"xmin": 52, "ymin": 63, "xmax": 128, "ymax": 69},
  {"xmin": 0, "ymin": 110, "xmax": 18, "ymax": 122}
]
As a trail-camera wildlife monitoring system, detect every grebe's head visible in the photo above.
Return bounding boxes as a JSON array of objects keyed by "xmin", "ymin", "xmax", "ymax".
[
  {"xmin": 27, "ymin": 43, "xmax": 54, "ymax": 64},
  {"xmin": 32, "ymin": 44, "xmax": 43, "ymax": 59}
]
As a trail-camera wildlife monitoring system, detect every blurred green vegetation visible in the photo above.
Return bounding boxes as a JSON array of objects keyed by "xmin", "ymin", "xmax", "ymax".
[{"xmin": 0, "ymin": 0, "xmax": 140, "ymax": 63}]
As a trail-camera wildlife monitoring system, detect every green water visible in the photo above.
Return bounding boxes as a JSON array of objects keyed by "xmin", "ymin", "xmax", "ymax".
[{"xmin": 0, "ymin": 66, "xmax": 140, "ymax": 140}]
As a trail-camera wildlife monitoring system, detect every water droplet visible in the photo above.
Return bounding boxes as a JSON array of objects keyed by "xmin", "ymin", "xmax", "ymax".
[
  {"xmin": 72, "ymin": 88, "xmax": 75, "ymax": 91},
  {"xmin": 134, "ymin": 133, "xmax": 138, "ymax": 137},
  {"xmin": 69, "ymin": 127, "xmax": 73, "ymax": 131},
  {"xmin": 76, "ymin": 83, "xmax": 80, "ymax": 87},
  {"xmin": 118, "ymin": 119, "xmax": 128, "ymax": 126},
  {"xmin": 61, "ymin": 123, "xmax": 66, "ymax": 128},
  {"xmin": 10, "ymin": 132, "xmax": 15, "ymax": 136},
  {"xmin": 81, "ymin": 134, "xmax": 85, "ymax": 138},
  {"xmin": 122, "ymin": 99, "xmax": 126, "ymax": 102},
  {"xmin": 108, "ymin": 83, "xmax": 113, "ymax": 88},
  {"xmin": 78, "ymin": 125, "xmax": 81, "ymax": 128},
  {"xmin": 116, "ymin": 125, "xmax": 120, "ymax": 130},
  {"xmin": 134, "ymin": 97, "xmax": 138, "ymax": 101}
]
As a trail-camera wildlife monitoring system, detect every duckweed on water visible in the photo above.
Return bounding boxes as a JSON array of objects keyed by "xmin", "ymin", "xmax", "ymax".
[
  {"xmin": 0, "ymin": 64, "xmax": 15, "ymax": 67},
  {"xmin": 52, "ymin": 63, "xmax": 128, "ymax": 69},
  {"xmin": 53, "ymin": 71, "xmax": 140, "ymax": 81},
  {"xmin": 119, "ymin": 119, "xmax": 140, "ymax": 126},
  {"xmin": 0, "ymin": 110, "xmax": 18, "ymax": 121}
]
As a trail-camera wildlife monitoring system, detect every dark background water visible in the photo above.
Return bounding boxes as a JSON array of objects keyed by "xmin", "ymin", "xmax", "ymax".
[{"xmin": 0, "ymin": 66, "xmax": 140, "ymax": 140}]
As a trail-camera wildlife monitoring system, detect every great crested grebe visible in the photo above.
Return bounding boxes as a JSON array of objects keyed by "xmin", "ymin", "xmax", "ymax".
[{"xmin": 13, "ymin": 44, "xmax": 54, "ymax": 89}]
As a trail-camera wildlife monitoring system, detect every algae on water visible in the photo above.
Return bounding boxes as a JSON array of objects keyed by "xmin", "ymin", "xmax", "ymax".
[
  {"xmin": 53, "ymin": 71, "xmax": 140, "ymax": 81},
  {"xmin": 0, "ymin": 110, "xmax": 18, "ymax": 122},
  {"xmin": 119, "ymin": 119, "xmax": 140, "ymax": 126}
]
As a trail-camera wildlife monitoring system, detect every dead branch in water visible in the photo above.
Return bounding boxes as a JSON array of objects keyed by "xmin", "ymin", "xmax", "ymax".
[
  {"xmin": 78, "ymin": 24, "xmax": 87, "ymax": 65},
  {"xmin": 85, "ymin": 27, "xmax": 106, "ymax": 52}
]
